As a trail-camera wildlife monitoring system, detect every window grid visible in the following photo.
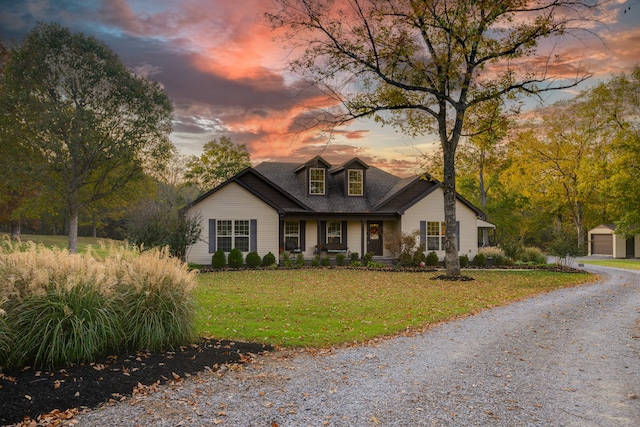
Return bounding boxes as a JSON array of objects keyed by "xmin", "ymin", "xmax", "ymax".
[
  {"xmin": 284, "ymin": 220, "xmax": 300, "ymax": 250},
  {"xmin": 309, "ymin": 168, "xmax": 325, "ymax": 195},
  {"xmin": 348, "ymin": 169, "xmax": 363, "ymax": 196},
  {"xmin": 427, "ymin": 221, "xmax": 445, "ymax": 251},
  {"xmin": 327, "ymin": 221, "xmax": 342, "ymax": 243},
  {"xmin": 217, "ymin": 220, "xmax": 250, "ymax": 252}
]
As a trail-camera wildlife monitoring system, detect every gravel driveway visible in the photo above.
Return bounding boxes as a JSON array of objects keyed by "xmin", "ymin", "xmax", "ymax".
[{"xmin": 76, "ymin": 265, "xmax": 640, "ymax": 426}]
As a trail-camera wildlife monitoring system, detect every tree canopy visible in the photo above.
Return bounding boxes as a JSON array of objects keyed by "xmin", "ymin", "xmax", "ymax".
[
  {"xmin": 1, "ymin": 23, "xmax": 174, "ymax": 252},
  {"xmin": 268, "ymin": 0, "xmax": 599, "ymax": 276},
  {"xmin": 184, "ymin": 136, "xmax": 251, "ymax": 193}
]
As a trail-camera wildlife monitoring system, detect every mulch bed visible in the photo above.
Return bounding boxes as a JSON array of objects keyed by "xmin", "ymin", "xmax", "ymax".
[{"xmin": 0, "ymin": 338, "xmax": 272, "ymax": 426}]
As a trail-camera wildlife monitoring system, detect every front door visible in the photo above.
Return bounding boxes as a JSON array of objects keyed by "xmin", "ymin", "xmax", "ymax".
[{"xmin": 367, "ymin": 221, "xmax": 383, "ymax": 256}]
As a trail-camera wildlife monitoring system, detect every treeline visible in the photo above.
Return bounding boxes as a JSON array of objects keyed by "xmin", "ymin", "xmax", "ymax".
[{"xmin": 437, "ymin": 67, "xmax": 640, "ymax": 255}]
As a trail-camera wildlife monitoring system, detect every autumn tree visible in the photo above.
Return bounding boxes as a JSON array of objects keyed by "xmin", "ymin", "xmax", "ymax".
[
  {"xmin": 1, "ymin": 23, "xmax": 174, "ymax": 252},
  {"xmin": 587, "ymin": 67, "xmax": 640, "ymax": 237},
  {"xmin": 184, "ymin": 136, "xmax": 251, "ymax": 193},
  {"xmin": 268, "ymin": 0, "xmax": 598, "ymax": 277}
]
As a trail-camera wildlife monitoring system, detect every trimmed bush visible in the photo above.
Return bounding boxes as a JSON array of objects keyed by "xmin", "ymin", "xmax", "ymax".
[
  {"xmin": 311, "ymin": 255, "xmax": 320, "ymax": 266},
  {"xmin": 320, "ymin": 256, "xmax": 331, "ymax": 266},
  {"xmin": 412, "ymin": 249, "xmax": 426, "ymax": 266},
  {"xmin": 228, "ymin": 248, "xmax": 243, "ymax": 268},
  {"xmin": 246, "ymin": 251, "xmax": 262, "ymax": 268},
  {"xmin": 262, "ymin": 251, "xmax": 276, "ymax": 267},
  {"xmin": 363, "ymin": 252, "xmax": 374, "ymax": 264},
  {"xmin": 459, "ymin": 254, "xmax": 469, "ymax": 267},
  {"xmin": 281, "ymin": 252, "xmax": 292, "ymax": 267},
  {"xmin": 211, "ymin": 249, "xmax": 226, "ymax": 269},
  {"xmin": 295, "ymin": 252, "xmax": 305, "ymax": 267},
  {"xmin": 335, "ymin": 252, "xmax": 346, "ymax": 266},
  {"xmin": 473, "ymin": 252, "xmax": 486, "ymax": 267},
  {"xmin": 350, "ymin": 252, "xmax": 360, "ymax": 263},
  {"xmin": 425, "ymin": 251, "xmax": 439, "ymax": 266}
]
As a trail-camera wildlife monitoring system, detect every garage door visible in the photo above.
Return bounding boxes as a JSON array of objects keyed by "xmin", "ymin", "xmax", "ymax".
[{"xmin": 592, "ymin": 234, "xmax": 613, "ymax": 255}]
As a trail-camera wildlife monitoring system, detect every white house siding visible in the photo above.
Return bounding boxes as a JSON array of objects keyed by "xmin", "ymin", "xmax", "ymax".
[
  {"xmin": 346, "ymin": 221, "xmax": 362, "ymax": 256},
  {"xmin": 402, "ymin": 189, "xmax": 478, "ymax": 259},
  {"xmin": 185, "ymin": 182, "xmax": 279, "ymax": 265}
]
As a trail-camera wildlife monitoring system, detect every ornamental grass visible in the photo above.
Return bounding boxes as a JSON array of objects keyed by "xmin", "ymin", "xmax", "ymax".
[{"xmin": 0, "ymin": 238, "xmax": 197, "ymax": 369}]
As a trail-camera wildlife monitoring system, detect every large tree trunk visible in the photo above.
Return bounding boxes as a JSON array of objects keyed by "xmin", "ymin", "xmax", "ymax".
[
  {"xmin": 68, "ymin": 205, "xmax": 79, "ymax": 254},
  {"xmin": 443, "ymin": 146, "xmax": 461, "ymax": 277},
  {"xmin": 10, "ymin": 218, "xmax": 21, "ymax": 241}
]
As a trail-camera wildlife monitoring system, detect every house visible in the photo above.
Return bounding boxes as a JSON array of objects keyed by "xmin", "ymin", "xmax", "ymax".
[
  {"xmin": 588, "ymin": 224, "xmax": 640, "ymax": 258},
  {"xmin": 182, "ymin": 156, "xmax": 494, "ymax": 264}
]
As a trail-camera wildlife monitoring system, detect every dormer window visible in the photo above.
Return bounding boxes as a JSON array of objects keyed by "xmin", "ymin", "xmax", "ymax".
[
  {"xmin": 309, "ymin": 167, "xmax": 325, "ymax": 195},
  {"xmin": 348, "ymin": 169, "xmax": 363, "ymax": 196}
]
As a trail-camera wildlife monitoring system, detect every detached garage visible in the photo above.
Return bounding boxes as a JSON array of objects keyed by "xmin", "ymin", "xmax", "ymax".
[{"xmin": 588, "ymin": 224, "xmax": 639, "ymax": 258}]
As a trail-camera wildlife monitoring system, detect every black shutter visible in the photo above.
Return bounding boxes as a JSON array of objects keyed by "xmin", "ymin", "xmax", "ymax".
[
  {"xmin": 250, "ymin": 219, "xmax": 257, "ymax": 252},
  {"xmin": 279, "ymin": 220, "xmax": 285, "ymax": 250},
  {"xmin": 420, "ymin": 221, "xmax": 426, "ymax": 249},
  {"xmin": 320, "ymin": 220, "xmax": 327, "ymax": 244},
  {"xmin": 209, "ymin": 219, "xmax": 217, "ymax": 253},
  {"xmin": 342, "ymin": 220, "xmax": 348, "ymax": 246},
  {"xmin": 299, "ymin": 220, "xmax": 306, "ymax": 251}
]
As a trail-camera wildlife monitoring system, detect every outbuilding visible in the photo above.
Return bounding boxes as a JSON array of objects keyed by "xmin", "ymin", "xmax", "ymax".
[{"xmin": 588, "ymin": 224, "xmax": 640, "ymax": 258}]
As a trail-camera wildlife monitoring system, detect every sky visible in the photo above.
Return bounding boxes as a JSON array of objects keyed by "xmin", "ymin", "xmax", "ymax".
[{"xmin": 1, "ymin": 0, "xmax": 639, "ymax": 177}]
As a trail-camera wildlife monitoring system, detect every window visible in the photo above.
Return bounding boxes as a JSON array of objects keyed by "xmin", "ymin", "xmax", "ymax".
[
  {"xmin": 327, "ymin": 221, "xmax": 342, "ymax": 243},
  {"xmin": 284, "ymin": 220, "xmax": 300, "ymax": 251},
  {"xmin": 427, "ymin": 221, "xmax": 446, "ymax": 251},
  {"xmin": 217, "ymin": 220, "xmax": 249, "ymax": 252},
  {"xmin": 309, "ymin": 168, "xmax": 325, "ymax": 195},
  {"xmin": 348, "ymin": 169, "xmax": 363, "ymax": 196}
]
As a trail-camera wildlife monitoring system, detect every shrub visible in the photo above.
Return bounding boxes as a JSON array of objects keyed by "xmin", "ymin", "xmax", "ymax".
[
  {"xmin": 311, "ymin": 255, "xmax": 320, "ymax": 266},
  {"xmin": 480, "ymin": 247, "xmax": 509, "ymax": 266},
  {"xmin": 412, "ymin": 248, "xmax": 426, "ymax": 266},
  {"xmin": 473, "ymin": 252, "xmax": 486, "ymax": 267},
  {"xmin": 0, "ymin": 242, "xmax": 198, "ymax": 368},
  {"xmin": 350, "ymin": 260, "xmax": 363, "ymax": 267},
  {"xmin": 7, "ymin": 285, "xmax": 121, "ymax": 367},
  {"xmin": 335, "ymin": 252, "xmax": 346, "ymax": 266},
  {"xmin": 501, "ymin": 239, "xmax": 523, "ymax": 262},
  {"xmin": 459, "ymin": 254, "xmax": 469, "ymax": 267},
  {"xmin": 246, "ymin": 251, "xmax": 262, "ymax": 268},
  {"xmin": 281, "ymin": 252, "xmax": 292, "ymax": 267},
  {"xmin": 349, "ymin": 252, "xmax": 360, "ymax": 263},
  {"xmin": 211, "ymin": 249, "xmax": 226, "ymax": 269},
  {"xmin": 228, "ymin": 248, "xmax": 244, "ymax": 268},
  {"xmin": 425, "ymin": 251, "xmax": 439, "ymax": 266},
  {"xmin": 363, "ymin": 252, "xmax": 374, "ymax": 264},
  {"xmin": 520, "ymin": 247, "xmax": 547, "ymax": 264},
  {"xmin": 320, "ymin": 256, "xmax": 331, "ymax": 266},
  {"xmin": 295, "ymin": 252, "xmax": 305, "ymax": 267},
  {"xmin": 262, "ymin": 251, "xmax": 277, "ymax": 267}
]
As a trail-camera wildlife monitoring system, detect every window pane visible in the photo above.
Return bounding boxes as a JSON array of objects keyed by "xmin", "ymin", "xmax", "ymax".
[
  {"xmin": 310, "ymin": 168, "xmax": 325, "ymax": 194},
  {"xmin": 327, "ymin": 221, "xmax": 342, "ymax": 243},
  {"xmin": 235, "ymin": 220, "xmax": 249, "ymax": 236},
  {"xmin": 284, "ymin": 221, "xmax": 299, "ymax": 250},
  {"xmin": 218, "ymin": 236, "xmax": 232, "ymax": 252},
  {"xmin": 427, "ymin": 237, "xmax": 440, "ymax": 251},
  {"xmin": 348, "ymin": 169, "xmax": 363, "ymax": 196},
  {"xmin": 217, "ymin": 220, "xmax": 232, "ymax": 236},
  {"xmin": 427, "ymin": 221, "xmax": 440, "ymax": 235},
  {"xmin": 235, "ymin": 237, "xmax": 249, "ymax": 252}
]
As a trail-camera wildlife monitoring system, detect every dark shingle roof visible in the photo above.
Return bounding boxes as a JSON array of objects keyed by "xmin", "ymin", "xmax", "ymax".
[{"xmin": 253, "ymin": 161, "xmax": 401, "ymax": 213}]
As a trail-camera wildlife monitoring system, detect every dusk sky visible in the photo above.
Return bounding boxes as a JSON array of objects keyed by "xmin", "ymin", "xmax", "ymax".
[{"xmin": 1, "ymin": 0, "xmax": 639, "ymax": 176}]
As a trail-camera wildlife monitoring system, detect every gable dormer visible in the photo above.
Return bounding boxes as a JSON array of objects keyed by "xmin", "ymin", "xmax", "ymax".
[
  {"xmin": 293, "ymin": 156, "xmax": 331, "ymax": 196},
  {"xmin": 329, "ymin": 157, "xmax": 369, "ymax": 197}
]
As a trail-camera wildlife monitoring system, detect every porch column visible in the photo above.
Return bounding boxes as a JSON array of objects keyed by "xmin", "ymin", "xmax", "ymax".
[{"xmin": 361, "ymin": 220, "xmax": 365, "ymax": 258}]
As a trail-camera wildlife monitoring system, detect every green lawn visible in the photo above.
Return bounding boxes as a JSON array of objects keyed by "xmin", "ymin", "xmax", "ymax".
[
  {"xmin": 580, "ymin": 259, "xmax": 640, "ymax": 270},
  {"xmin": 193, "ymin": 268, "xmax": 596, "ymax": 348}
]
